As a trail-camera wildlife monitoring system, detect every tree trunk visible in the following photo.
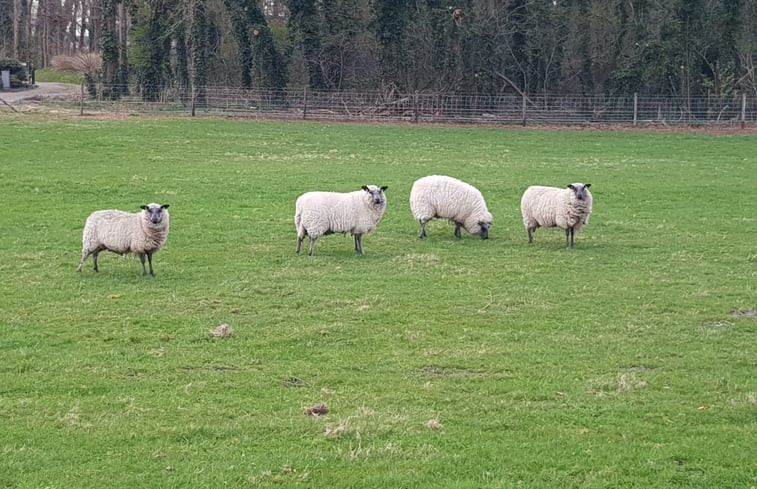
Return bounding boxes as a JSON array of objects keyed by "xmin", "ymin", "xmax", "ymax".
[
  {"xmin": 117, "ymin": 2, "xmax": 129, "ymax": 90},
  {"xmin": 89, "ymin": 0, "xmax": 100, "ymax": 52},
  {"xmin": 65, "ymin": 0, "xmax": 77, "ymax": 54},
  {"xmin": 12, "ymin": 0, "xmax": 21, "ymax": 58}
]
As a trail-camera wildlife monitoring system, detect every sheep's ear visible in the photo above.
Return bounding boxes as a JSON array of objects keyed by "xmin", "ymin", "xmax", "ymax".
[
  {"xmin": 585, "ymin": 184, "xmax": 591, "ymax": 188},
  {"xmin": 362, "ymin": 186, "xmax": 369, "ymax": 192},
  {"xmin": 567, "ymin": 184, "xmax": 575, "ymax": 190},
  {"xmin": 380, "ymin": 186, "xmax": 388, "ymax": 191},
  {"xmin": 140, "ymin": 205, "xmax": 148, "ymax": 210},
  {"xmin": 161, "ymin": 204, "xmax": 170, "ymax": 209}
]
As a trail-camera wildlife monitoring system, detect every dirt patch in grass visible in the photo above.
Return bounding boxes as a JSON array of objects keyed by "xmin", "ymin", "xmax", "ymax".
[
  {"xmin": 283, "ymin": 376, "xmax": 307, "ymax": 387},
  {"xmin": 416, "ymin": 366, "xmax": 511, "ymax": 377},
  {"xmin": 304, "ymin": 403, "xmax": 329, "ymax": 417},
  {"xmin": 730, "ymin": 308, "xmax": 757, "ymax": 317},
  {"xmin": 702, "ymin": 320, "xmax": 735, "ymax": 330}
]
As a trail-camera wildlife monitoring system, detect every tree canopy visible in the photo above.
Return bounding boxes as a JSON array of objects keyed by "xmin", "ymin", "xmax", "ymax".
[{"xmin": 2, "ymin": 0, "xmax": 756, "ymax": 98}]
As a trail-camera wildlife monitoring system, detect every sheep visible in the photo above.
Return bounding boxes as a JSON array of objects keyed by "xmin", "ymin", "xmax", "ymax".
[
  {"xmin": 295, "ymin": 185, "xmax": 388, "ymax": 256},
  {"xmin": 77, "ymin": 203, "xmax": 170, "ymax": 276},
  {"xmin": 409, "ymin": 175, "xmax": 492, "ymax": 240},
  {"xmin": 520, "ymin": 183, "xmax": 592, "ymax": 248}
]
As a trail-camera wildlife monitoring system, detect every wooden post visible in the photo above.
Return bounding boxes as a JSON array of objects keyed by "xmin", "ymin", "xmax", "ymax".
[
  {"xmin": 521, "ymin": 92, "xmax": 527, "ymax": 126},
  {"xmin": 633, "ymin": 93, "xmax": 638, "ymax": 126},
  {"xmin": 741, "ymin": 93, "xmax": 747, "ymax": 130},
  {"xmin": 79, "ymin": 78, "xmax": 84, "ymax": 116},
  {"xmin": 303, "ymin": 87, "xmax": 308, "ymax": 120}
]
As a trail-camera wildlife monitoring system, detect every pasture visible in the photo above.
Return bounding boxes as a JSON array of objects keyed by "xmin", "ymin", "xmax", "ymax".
[{"xmin": 0, "ymin": 115, "xmax": 755, "ymax": 488}]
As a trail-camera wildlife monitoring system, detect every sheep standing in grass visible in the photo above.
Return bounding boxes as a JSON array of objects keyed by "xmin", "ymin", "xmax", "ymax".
[
  {"xmin": 77, "ymin": 203, "xmax": 170, "ymax": 276},
  {"xmin": 409, "ymin": 175, "xmax": 492, "ymax": 240},
  {"xmin": 520, "ymin": 183, "xmax": 592, "ymax": 248},
  {"xmin": 295, "ymin": 185, "xmax": 388, "ymax": 256}
]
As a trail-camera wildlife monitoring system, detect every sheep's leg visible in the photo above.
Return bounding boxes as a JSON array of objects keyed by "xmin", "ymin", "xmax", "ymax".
[
  {"xmin": 92, "ymin": 251, "xmax": 99, "ymax": 272},
  {"xmin": 139, "ymin": 253, "xmax": 148, "ymax": 275},
  {"xmin": 146, "ymin": 252, "xmax": 155, "ymax": 276},
  {"xmin": 354, "ymin": 234, "xmax": 364, "ymax": 254},
  {"xmin": 527, "ymin": 227, "xmax": 535, "ymax": 243},
  {"xmin": 566, "ymin": 228, "xmax": 574, "ymax": 248},
  {"xmin": 418, "ymin": 220, "xmax": 428, "ymax": 239},
  {"xmin": 296, "ymin": 233, "xmax": 305, "ymax": 255},
  {"xmin": 77, "ymin": 250, "xmax": 90, "ymax": 272},
  {"xmin": 308, "ymin": 236, "xmax": 316, "ymax": 256},
  {"xmin": 454, "ymin": 223, "xmax": 462, "ymax": 239}
]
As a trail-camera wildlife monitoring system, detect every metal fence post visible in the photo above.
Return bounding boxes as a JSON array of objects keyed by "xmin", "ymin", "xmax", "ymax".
[
  {"xmin": 521, "ymin": 92, "xmax": 527, "ymax": 126},
  {"xmin": 303, "ymin": 87, "xmax": 308, "ymax": 120},
  {"xmin": 413, "ymin": 91, "xmax": 419, "ymax": 123},
  {"xmin": 742, "ymin": 93, "xmax": 747, "ymax": 130},
  {"xmin": 191, "ymin": 85, "xmax": 196, "ymax": 117},
  {"xmin": 633, "ymin": 93, "xmax": 638, "ymax": 126}
]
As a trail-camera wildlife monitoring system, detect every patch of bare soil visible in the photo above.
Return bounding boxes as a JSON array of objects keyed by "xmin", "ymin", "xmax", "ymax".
[{"xmin": 731, "ymin": 308, "xmax": 757, "ymax": 317}]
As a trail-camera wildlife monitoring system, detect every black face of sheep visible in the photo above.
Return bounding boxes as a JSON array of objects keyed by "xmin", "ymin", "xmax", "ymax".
[
  {"xmin": 141, "ymin": 204, "xmax": 170, "ymax": 224},
  {"xmin": 568, "ymin": 184, "xmax": 591, "ymax": 201},
  {"xmin": 362, "ymin": 186, "xmax": 388, "ymax": 208},
  {"xmin": 478, "ymin": 221, "xmax": 491, "ymax": 240}
]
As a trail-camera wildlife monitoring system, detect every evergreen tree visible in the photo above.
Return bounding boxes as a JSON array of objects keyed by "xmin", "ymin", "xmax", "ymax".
[
  {"xmin": 101, "ymin": 0, "xmax": 120, "ymax": 98},
  {"xmin": 190, "ymin": 0, "xmax": 209, "ymax": 103},
  {"xmin": 0, "ymin": 0, "xmax": 13, "ymax": 57},
  {"xmin": 373, "ymin": 0, "xmax": 407, "ymax": 89},
  {"xmin": 130, "ymin": 0, "xmax": 174, "ymax": 101},
  {"xmin": 224, "ymin": 0, "xmax": 284, "ymax": 90},
  {"xmin": 250, "ymin": 24, "xmax": 287, "ymax": 92},
  {"xmin": 287, "ymin": 0, "xmax": 326, "ymax": 89}
]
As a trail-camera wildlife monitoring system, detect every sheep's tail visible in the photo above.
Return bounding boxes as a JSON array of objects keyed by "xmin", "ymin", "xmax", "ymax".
[{"xmin": 295, "ymin": 210, "xmax": 307, "ymax": 239}]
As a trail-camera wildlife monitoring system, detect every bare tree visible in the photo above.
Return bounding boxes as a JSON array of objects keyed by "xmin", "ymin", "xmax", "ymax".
[{"xmin": 51, "ymin": 51, "xmax": 102, "ymax": 114}]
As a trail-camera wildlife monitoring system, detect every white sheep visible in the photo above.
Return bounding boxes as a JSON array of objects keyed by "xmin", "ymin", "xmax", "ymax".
[
  {"xmin": 520, "ymin": 183, "xmax": 592, "ymax": 248},
  {"xmin": 295, "ymin": 185, "xmax": 388, "ymax": 256},
  {"xmin": 409, "ymin": 175, "xmax": 492, "ymax": 239},
  {"xmin": 77, "ymin": 203, "xmax": 170, "ymax": 276}
]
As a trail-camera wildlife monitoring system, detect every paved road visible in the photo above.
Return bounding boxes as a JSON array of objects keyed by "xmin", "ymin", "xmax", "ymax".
[{"xmin": 0, "ymin": 82, "xmax": 79, "ymax": 104}]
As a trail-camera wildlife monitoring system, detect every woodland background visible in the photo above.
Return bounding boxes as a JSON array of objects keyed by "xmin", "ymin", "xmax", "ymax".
[{"xmin": 2, "ymin": 0, "xmax": 756, "ymax": 101}]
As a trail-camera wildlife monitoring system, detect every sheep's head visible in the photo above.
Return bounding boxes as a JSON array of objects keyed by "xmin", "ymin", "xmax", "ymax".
[
  {"xmin": 478, "ymin": 221, "xmax": 491, "ymax": 239},
  {"xmin": 466, "ymin": 211, "xmax": 492, "ymax": 239},
  {"xmin": 141, "ymin": 203, "xmax": 170, "ymax": 224},
  {"xmin": 362, "ymin": 185, "xmax": 388, "ymax": 210},
  {"xmin": 567, "ymin": 183, "xmax": 591, "ymax": 201}
]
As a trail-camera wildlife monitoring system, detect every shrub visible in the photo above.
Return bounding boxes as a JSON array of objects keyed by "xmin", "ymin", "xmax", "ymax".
[{"xmin": 0, "ymin": 59, "xmax": 28, "ymax": 88}]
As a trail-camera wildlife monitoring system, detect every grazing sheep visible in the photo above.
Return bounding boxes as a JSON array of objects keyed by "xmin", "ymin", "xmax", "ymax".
[
  {"xmin": 520, "ymin": 183, "xmax": 592, "ymax": 248},
  {"xmin": 295, "ymin": 185, "xmax": 388, "ymax": 256},
  {"xmin": 409, "ymin": 175, "xmax": 492, "ymax": 240},
  {"xmin": 77, "ymin": 203, "xmax": 170, "ymax": 276}
]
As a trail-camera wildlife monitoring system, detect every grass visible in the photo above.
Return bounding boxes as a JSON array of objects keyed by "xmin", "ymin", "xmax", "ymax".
[
  {"xmin": 0, "ymin": 115, "xmax": 755, "ymax": 488},
  {"xmin": 32, "ymin": 68, "xmax": 82, "ymax": 84}
]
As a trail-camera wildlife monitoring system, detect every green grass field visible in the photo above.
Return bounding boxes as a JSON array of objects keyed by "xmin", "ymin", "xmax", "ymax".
[
  {"xmin": 1, "ymin": 115, "xmax": 755, "ymax": 488},
  {"xmin": 32, "ymin": 68, "xmax": 82, "ymax": 85}
]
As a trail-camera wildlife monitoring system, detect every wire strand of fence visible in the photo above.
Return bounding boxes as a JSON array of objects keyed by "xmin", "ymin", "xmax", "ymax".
[{"xmin": 31, "ymin": 85, "xmax": 757, "ymax": 127}]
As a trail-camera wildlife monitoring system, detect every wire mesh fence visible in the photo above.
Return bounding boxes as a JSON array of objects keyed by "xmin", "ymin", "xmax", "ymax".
[{"xmin": 38, "ymin": 85, "xmax": 757, "ymax": 128}]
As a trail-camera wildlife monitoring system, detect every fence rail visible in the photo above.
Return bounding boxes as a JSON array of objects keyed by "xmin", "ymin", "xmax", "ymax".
[{"xmin": 37, "ymin": 85, "xmax": 757, "ymax": 127}]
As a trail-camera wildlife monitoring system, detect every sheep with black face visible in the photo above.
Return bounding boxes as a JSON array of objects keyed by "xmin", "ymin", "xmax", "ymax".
[
  {"xmin": 295, "ymin": 185, "xmax": 388, "ymax": 256},
  {"xmin": 409, "ymin": 175, "xmax": 492, "ymax": 240},
  {"xmin": 77, "ymin": 203, "xmax": 170, "ymax": 275},
  {"xmin": 520, "ymin": 183, "xmax": 592, "ymax": 248}
]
